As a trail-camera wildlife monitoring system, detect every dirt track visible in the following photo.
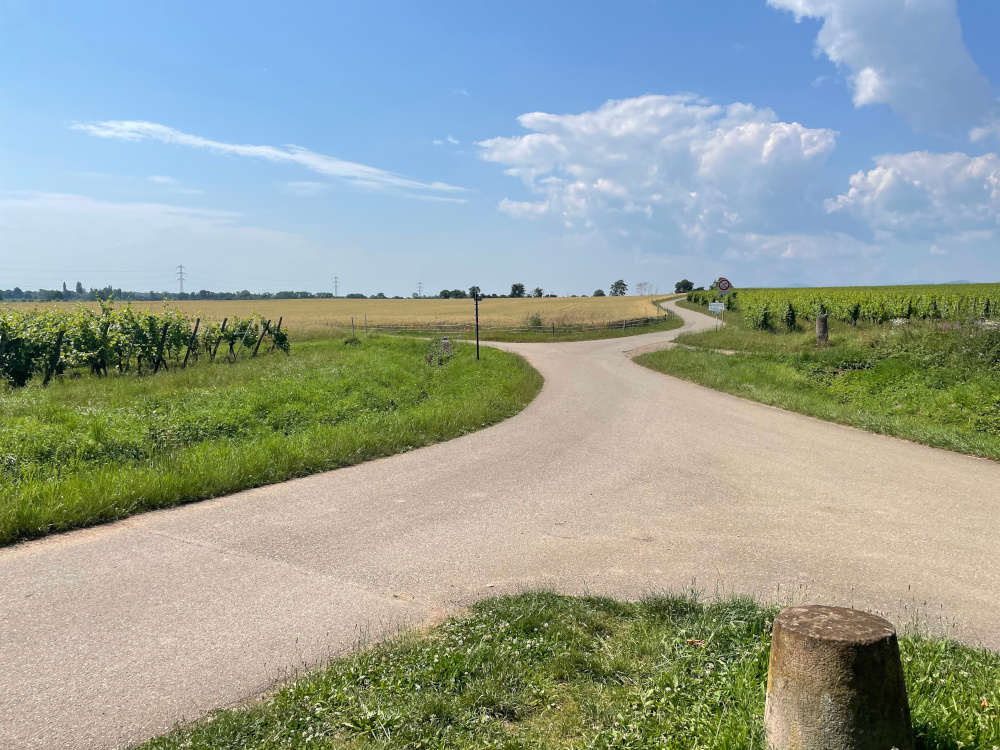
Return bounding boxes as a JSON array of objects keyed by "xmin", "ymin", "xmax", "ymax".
[{"xmin": 2, "ymin": 299, "xmax": 998, "ymax": 749}]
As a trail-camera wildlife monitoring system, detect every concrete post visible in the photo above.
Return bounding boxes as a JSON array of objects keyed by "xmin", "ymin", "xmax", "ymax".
[
  {"xmin": 765, "ymin": 605, "xmax": 914, "ymax": 750},
  {"xmin": 816, "ymin": 313, "xmax": 829, "ymax": 345}
]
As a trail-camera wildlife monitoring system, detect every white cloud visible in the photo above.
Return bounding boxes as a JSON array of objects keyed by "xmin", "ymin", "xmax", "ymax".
[
  {"xmin": 147, "ymin": 174, "xmax": 202, "ymax": 195},
  {"xmin": 723, "ymin": 231, "xmax": 879, "ymax": 262},
  {"xmin": 0, "ymin": 191, "xmax": 327, "ymax": 289},
  {"xmin": 768, "ymin": 0, "xmax": 996, "ymax": 136},
  {"xmin": 281, "ymin": 180, "xmax": 329, "ymax": 196},
  {"xmin": 74, "ymin": 120, "xmax": 465, "ymax": 195},
  {"xmin": 433, "ymin": 139, "xmax": 443, "ymax": 146},
  {"xmin": 446, "ymin": 135, "xmax": 460, "ymax": 145},
  {"xmin": 478, "ymin": 94, "xmax": 837, "ymax": 247},
  {"xmin": 827, "ymin": 151, "xmax": 1000, "ymax": 237}
]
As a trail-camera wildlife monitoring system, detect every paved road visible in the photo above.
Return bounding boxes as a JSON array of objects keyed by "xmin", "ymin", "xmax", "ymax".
[{"xmin": 2, "ymin": 299, "xmax": 999, "ymax": 749}]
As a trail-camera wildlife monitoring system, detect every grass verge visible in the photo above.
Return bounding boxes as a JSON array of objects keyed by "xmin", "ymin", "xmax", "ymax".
[
  {"xmin": 0, "ymin": 336, "xmax": 542, "ymax": 546},
  {"xmin": 383, "ymin": 315, "xmax": 683, "ymax": 344},
  {"xmin": 138, "ymin": 592, "xmax": 999, "ymax": 749},
  {"xmin": 637, "ymin": 304, "xmax": 1000, "ymax": 461}
]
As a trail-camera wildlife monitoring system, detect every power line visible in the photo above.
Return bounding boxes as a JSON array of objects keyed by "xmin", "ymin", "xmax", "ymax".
[
  {"xmin": 176, "ymin": 264, "xmax": 186, "ymax": 295},
  {"xmin": 416, "ymin": 281, "xmax": 423, "ymax": 298}
]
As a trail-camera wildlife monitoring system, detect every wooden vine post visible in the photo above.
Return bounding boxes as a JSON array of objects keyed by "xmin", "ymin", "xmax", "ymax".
[
  {"xmin": 765, "ymin": 605, "xmax": 913, "ymax": 750},
  {"xmin": 267, "ymin": 317, "xmax": 283, "ymax": 353},
  {"xmin": 211, "ymin": 318, "xmax": 228, "ymax": 361},
  {"xmin": 153, "ymin": 321, "xmax": 170, "ymax": 373},
  {"xmin": 42, "ymin": 329, "xmax": 65, "ymax": 386},
  {"xmin": 251, "ymin": 320, "xmax": 271, "ymax": 357},
  {"xmin": 182, "ymin": 318, "xmax": 200, "ymax": 367}
]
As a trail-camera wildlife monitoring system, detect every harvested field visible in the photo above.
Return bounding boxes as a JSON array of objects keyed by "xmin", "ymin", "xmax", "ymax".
[{"xmin": 5, "ymin": 296, "xmax": 666, "ymax": 338}]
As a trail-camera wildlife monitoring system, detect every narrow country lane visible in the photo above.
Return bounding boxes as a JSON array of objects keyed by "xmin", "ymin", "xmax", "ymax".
[{"xmin": 1, "ymin": 299, "xmax": 998, "ymax": 749}]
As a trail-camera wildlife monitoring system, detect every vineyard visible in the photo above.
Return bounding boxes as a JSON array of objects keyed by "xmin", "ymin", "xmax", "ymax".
[
  {"xmin": 687, "ymin": 283, "xmax": 1000, "ymax": 330},
  {"xmin": 0, "ymin": 300, "xmax": 289, "ymax": 387}
]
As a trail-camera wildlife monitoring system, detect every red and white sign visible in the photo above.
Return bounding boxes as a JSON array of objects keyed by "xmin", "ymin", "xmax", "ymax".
[{"xmin": 718, "ymin": 278, "xmax": 731, "ymax": 292}]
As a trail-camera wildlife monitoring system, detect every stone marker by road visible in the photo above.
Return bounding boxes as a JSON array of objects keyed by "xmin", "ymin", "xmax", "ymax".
[{"xmin": 765, "ymin": 605, "xmax": 914, "ymax": 750}]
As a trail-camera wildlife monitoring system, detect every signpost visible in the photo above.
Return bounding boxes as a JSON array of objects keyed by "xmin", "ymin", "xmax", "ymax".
[
  {"xmin": 713, "ymin": 278, "xmax": 732, "ymax": 328},
  {"xmin": 474, "ymin": 292, "xmax": 481, "ymax": 360},
  {"xmin": 709, "ymin": 300, "xmax": 725, "ymax": 329}
]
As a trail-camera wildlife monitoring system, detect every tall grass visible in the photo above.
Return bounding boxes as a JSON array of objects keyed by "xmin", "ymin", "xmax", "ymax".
[
  {"xmin": 0, "ymin": 336, "xmax": 542, "ymax": 546},
  {"xmin": 138, "ymin": 592, "xmax": 1000, "ymax": 749}
]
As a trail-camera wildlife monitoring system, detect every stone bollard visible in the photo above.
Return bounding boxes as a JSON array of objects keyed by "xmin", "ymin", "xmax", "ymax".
[
  {"xmin": 816, "ymin": 313, "xmax": 829, "ymax": 345},
  {"xmin": 765, "ymin": 606, "xmax": 914, "ymax": 750}
]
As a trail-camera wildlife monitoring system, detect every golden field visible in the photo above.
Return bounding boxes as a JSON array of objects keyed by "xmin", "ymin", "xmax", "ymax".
[{"xmin": 5, "ymin": 295, "xmax": 669, "ymax": 336}]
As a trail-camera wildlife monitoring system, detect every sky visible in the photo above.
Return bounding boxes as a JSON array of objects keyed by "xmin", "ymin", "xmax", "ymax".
[{"xmin": 1, "ymin": 0, "xmax": 999, "ymax": 296}]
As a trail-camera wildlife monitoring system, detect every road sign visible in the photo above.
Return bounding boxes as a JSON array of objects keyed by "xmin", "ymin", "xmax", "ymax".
[
  {"xmin": 708, "ymin": 302, "xmax": 725, "ymax": 314},
  {"xmin": 717, "ymin": 278, "xmax": 731, "ymax": 296}
]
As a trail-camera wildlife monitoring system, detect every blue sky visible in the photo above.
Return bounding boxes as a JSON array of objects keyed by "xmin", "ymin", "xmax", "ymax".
[{"xmin": 2, "ymin": 0, "xmax": 999, "ymax": 296}]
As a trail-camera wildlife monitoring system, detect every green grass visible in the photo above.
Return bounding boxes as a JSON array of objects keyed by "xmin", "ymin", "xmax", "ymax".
[
  {"xmin": 421, "ymin": 315, "xmax": 683, "ymax": 343},
  {"xmin": 0, "ymin": 336, "xmax": 542, "ymax": 546},
  {"xmin": 138, "ymin": 592, "xmax": 1000, "ymax": 749},
  {"xmin": 638, "ymin": 304, "xmax": 1000, "ymax": 461}
]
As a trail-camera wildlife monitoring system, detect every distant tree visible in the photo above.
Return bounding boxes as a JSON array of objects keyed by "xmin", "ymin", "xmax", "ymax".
[
  {"xmin": 674, "ymin": 279, "xmax": 694, "ymax": 293},
  {"xmin": 468, "ymin": 285, "xmax": 481, "ymax": 298},
  {"xmin": 315, "ymin": 292, "xmax": 334, "ymax": 298},
  {"xmin": 40, "ymin": 289, "xmax": 64, "ymax": 301},
  {"xmin": 439, "ymin": 289, "xmax": 452, "ymax": 298},
  {"xmin": 450, "ymin": 289, "xmax": 468, "ymax": 299},
  {"xmin": 610, "ymin": 279, "xmax": 628, "ymax": 296},
  {"xmin": 13, "ymin": 287, "xmax": 23, "ymax": 298},
  {"xmin": 693, "ymin": 286, "xmax": 705, "ymax": 292},
  {"xmin": 346, "ymin": 293, "xmax": 367, "ymax": 299},
  {"xmin": 412, "ymin": 292, "xmax": 420, "ymax": 298},
  {"xmin": 372, "ymin": 292, "xmax": 387, "ymax": 299},
  {"xmin": 510, "ymin": 283, "xmax": 526, "ymax": 298},
  {"xmin": 75, "ymin": 281, "xmax": 84, "ymax": 295},
  {"xmin": 532, "ymin": 287, "xmax": 544, "ymax": 298},
  {"xmin": 393, "ymin": 295, "xmax": 404, "ymax": 299},
  {"xmin": 635, "ymin": 281, "xmax": 654, "ymax": 295},
  {"xmin": 592, "ymin": 289, "xmax": 606, "ymax": 297},
  {"xmin": 709, "ymin": 278, "xmax": 721, "ymax": 290}
]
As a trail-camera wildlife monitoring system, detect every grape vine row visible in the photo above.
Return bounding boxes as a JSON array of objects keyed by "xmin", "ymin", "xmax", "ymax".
[{"xmin": 0, "ymin": 299, "xmax": 290, "ymax": 387}]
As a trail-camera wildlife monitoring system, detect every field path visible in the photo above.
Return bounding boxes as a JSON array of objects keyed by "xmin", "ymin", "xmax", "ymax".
[{"xmin": 2, "ymin": 299, "xmax": 999, "ymax": 749}]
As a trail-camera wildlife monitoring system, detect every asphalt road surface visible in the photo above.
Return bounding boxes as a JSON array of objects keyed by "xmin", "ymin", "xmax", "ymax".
[{"xmin": 2, "ymin": 299, "xmax": 998, "ymax": 749}]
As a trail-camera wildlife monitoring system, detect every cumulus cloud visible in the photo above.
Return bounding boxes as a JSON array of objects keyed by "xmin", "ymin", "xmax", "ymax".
[
  {"xmin": 74, "ymin": 120, "xmax": 464, "ymax": 195},
  {"xmin": 768, "ymin": 0, "xmax": 996, "ymax": 137},
  {"xmin": 477, "ymin": 94, "xmax": 837, "ymax": 248},
  {"xmin": 827, "ymin": 151, "xmax": 1000, "ymax": 237}
]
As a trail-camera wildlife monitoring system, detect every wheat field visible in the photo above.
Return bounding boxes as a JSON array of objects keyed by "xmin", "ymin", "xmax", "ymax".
[{"xmin": 7, "ymin": 295, "xmax": 667, "ymax": 336}]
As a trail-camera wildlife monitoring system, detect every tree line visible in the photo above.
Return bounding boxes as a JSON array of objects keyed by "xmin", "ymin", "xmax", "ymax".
[{"xmin": 2, "ymin": 279, "xmax": 661, "ymax": 302}]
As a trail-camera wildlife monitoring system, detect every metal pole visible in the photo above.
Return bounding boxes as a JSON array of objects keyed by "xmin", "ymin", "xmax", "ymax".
[{"xmin": 475, "ymin": 294, "xmax": 480, "ymax": 360}]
